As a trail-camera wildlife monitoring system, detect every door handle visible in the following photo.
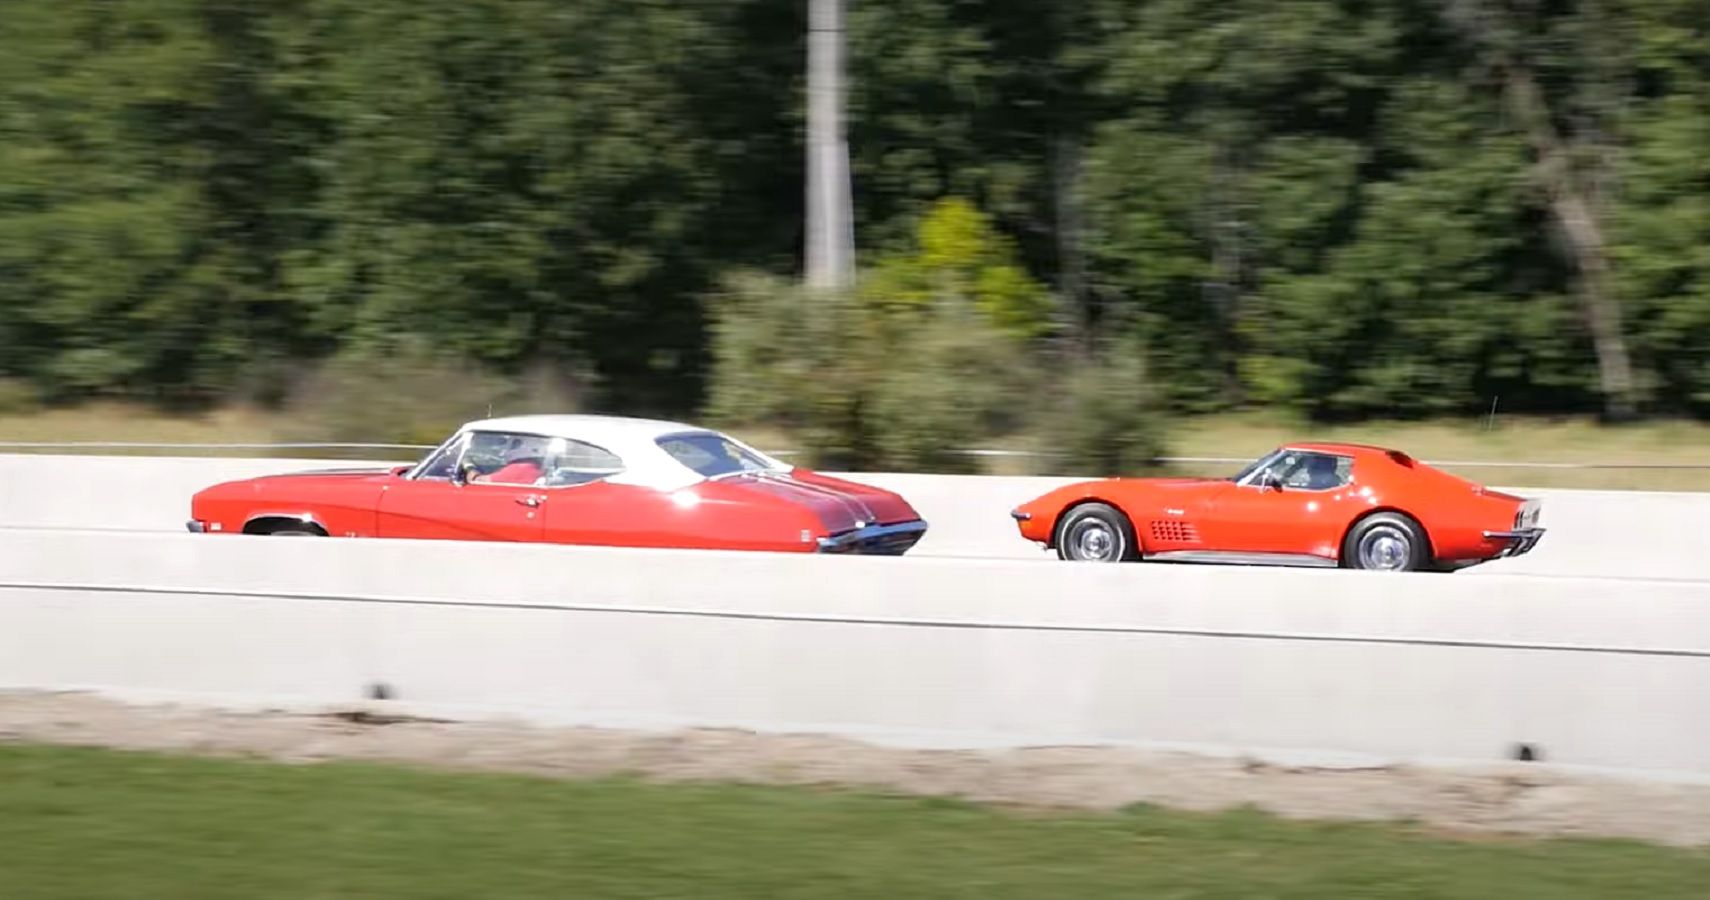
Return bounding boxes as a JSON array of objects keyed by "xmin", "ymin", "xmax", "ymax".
[{"xmin": 516, "ymin": 495, "xmax": 543, "ymax": 508}]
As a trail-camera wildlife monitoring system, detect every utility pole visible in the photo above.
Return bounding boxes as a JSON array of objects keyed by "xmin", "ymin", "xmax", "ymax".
[{"xmin": 805, "ymin": 0, "xmax": 854, "ymax": 289}]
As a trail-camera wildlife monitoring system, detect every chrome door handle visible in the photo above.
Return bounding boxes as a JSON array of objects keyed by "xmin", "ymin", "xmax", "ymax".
[{"xmin": 516, "ymin": 495, "xmax": 543, "ymax": 508}]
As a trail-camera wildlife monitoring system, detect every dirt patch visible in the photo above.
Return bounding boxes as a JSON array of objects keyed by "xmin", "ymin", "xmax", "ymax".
[{"xmin": 4, "ymin": 690, "xmax": 1708, "ymax": 847}]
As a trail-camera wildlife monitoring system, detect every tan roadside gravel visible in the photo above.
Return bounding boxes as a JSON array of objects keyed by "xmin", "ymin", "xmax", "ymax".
[{"xmin": 3, "ymin": 690, "xmax": 1708, "ymax": 848}]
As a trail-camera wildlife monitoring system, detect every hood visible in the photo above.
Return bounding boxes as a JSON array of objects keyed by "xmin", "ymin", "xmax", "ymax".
[
  {"xmin": 715, "ymin": 469, "xmax": 918, "ymax": 535},
  {"xmin": 1068, "ymin": 476, "xmax": 1225, "ymax": 498},
  {"xmin": 1130, "ymin": 477, "xmax": 1225, "ymax": 489},
  {"xmin": 1015, "ymin": 476, "xmax": 1228, "ymax": 517},
  {"xmin": 197, "ymin": 467, "xmax": 399, "ymax": 497}
]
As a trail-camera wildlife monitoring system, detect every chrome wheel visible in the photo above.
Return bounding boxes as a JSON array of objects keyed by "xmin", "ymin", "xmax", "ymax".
[
  {"xmin": 1353, "ymin": 523, "xmax": 1416, "ymax": 570},
  {"xmin": 1066, "ymin": 519, "xmax": 1120, "ymax": 561},
  {"xmin": 1056, "ymin": 503, "xmax": 1135, "ymax": 563},
  {"xmin": 1342, "ymin": 512, "xmax": 1427, "ymax": 572}
]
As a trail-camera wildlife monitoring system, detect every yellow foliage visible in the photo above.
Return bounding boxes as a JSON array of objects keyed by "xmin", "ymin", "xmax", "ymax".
[
  {"xmin": 862, "ymin": 197, "xmax": 1054, "ymax": 338},
  {"xmin": 918, "ymin": 197, "xmax": 988, "ymax": 271}
]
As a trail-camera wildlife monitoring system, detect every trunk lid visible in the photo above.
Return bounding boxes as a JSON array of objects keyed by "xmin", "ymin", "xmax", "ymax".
[{"xmin": 719, "ymin": 470, "xmax": 916, "ymax": 534}]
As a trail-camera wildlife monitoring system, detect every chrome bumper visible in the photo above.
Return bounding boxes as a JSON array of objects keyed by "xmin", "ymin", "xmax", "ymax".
[
  {"xmin": 817, "ymin": 520, "xmax": 929, "ymax": 556},
  {"xmin": 1484, "ymin": 528, "xmax": 1546, "ymax": 558},
  {"xmin": 186, "ymin": 519, "xmax": 208, "ymax": 533}
]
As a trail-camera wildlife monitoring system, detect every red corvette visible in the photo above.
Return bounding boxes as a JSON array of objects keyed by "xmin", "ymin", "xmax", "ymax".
[
  {"xmin": 188, "ymin": 415, "xmax": 928, "ymax": 555},
  {"xmin": 1010, "ymin": 443, "xmax": 1544, "ymax": 572}
]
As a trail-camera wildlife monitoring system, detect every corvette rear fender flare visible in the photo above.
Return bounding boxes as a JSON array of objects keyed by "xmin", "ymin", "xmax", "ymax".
[
  {"xmin": 1338, "ymin": 507, "xmax": 1435, "ymax": 563},
  {"xmin": 1048, "ymin": 498, "xmax": 1145, "ymax": 555}
]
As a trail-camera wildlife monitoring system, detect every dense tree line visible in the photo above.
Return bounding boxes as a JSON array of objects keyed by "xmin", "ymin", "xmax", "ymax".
[{"xmin": 1, "ymin": 0, "xmax": 1708, "ymax": 430}]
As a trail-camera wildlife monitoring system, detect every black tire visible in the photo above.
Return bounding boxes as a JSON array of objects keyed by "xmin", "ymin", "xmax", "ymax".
[
  {"xmin": 1054, "ymin": 502, "xmax": 1140, "ymax": 563},
  {"xmin": 245, "ymin": 521, "xmax": 324, "ymax": 537},
  {"xmin": 1341, "ymin": 512, "xmax": 1428, "ymax": 572}
]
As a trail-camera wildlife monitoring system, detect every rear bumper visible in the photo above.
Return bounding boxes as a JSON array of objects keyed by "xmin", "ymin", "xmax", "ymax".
[
  {"xmin": 1483, "ymin": 527, "xmax": 1545, "ymax": 558},
  {"xmin": 817, "ymin": 520, "xmax": 929, "ymax": 556},
  {"xmin": 186, "ymin": 519, "xmax": 208, "ymax": 533}
]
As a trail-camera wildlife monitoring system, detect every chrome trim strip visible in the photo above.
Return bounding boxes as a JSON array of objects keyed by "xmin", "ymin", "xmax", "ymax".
[
  {"xmin": 1010, "ymin": 510, "xmax": 1032, "ymax": 521},
  {"xmin": 1484, "ymin": 527, "xmax": 1546, "ymax": 558},
  {"xmin": 816, "ymin": 520, "xmax": 929, "ymax": 553},
  {"xmin": 1147, "ymin": 550, "xmax": 1337, "ymax": 568}
]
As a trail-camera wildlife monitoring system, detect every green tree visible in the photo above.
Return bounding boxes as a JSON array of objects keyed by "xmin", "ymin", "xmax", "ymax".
[
  {"xmin": 708, "ymin": 198, "xmax": 1043, "ymax": 470},
  {"xmin": 0, "ymin": 0, "xmax": 317, "ymax": 404},
  {"xmin": 1611, "ymin": 0, "xmax": 1710, "ymax": 414}
]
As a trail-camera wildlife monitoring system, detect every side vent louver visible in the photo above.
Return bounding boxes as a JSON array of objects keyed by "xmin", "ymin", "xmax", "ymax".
[{"xmin": 1150, "ymin": 520, "xmax": 1201, "ymax": 543}]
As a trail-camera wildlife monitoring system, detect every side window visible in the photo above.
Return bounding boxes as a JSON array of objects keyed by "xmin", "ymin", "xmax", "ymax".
[
  {"xmin": 541, "ymin": 439, "xmax": 625, "ymax": 487},
  {"xmin": 655, "ymin": 432, "xmax": 772, "ymax": 477},
  {"xmin": 413, "ymin": 434, "xmax": 469, "ymax": 481},
  {"xmin": 1273, "ymin": 452, "xmax": 1352, "ymax": 491},
  {"xmin": 465, "ymin": 432, "xmax": 557, "ymax": 485}
]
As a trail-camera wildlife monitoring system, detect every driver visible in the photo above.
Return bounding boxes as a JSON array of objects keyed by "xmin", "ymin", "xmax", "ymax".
[
  {"xmin": 1299, "ymin": 455, "xmax": 1340, "ymax": 490},
  {"xmin": 479, "ymin": 439, "xmax": 544, "ymax": 485}
]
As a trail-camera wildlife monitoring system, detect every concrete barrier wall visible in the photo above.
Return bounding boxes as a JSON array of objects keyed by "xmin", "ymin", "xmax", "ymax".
[
  {"xmin": 0, "ymin": 453, "xmax": 1703, "ymax": 579},
  {"xmin": 0, "ymin": 454, "xmax": 404, "ymax": 533},
  {"xmin": 2, "ymin": 529, "xmax": 1709, "ymax": 779}
]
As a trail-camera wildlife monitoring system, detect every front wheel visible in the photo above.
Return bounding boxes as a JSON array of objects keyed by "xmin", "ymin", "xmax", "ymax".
[
  {"xmin": 1341, "ymin": 512, "xmax": 1428, "ymax": 572},
  {"xmin": 1054, "ymin": 502, "xmax": 1139, "ymax": 563}
]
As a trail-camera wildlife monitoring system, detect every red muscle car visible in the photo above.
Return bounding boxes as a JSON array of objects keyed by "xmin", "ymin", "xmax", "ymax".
[
  {"xmin": 1009, "ymin": 443, "xmax": 1544, "ymax": 572},
  {"xmin": 188, "ymin": 415, "xmax": 928, "ymax": 555}
]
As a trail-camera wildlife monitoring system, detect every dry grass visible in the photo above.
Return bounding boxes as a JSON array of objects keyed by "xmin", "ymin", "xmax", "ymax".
[
  {"xmin": 0, "ymin": 404, "xmax": 418, "ymax": 459},
  {"xmin": 0, "ymin": 405, "xmax": 288, "ymax": 449},
  {"xmin": 0, "ymin": 405, "xmax": 1706, "ymax": 489},
  {"xmin": 1158, "ymin": 412, "xmax": 1710, "ymax": 491}
]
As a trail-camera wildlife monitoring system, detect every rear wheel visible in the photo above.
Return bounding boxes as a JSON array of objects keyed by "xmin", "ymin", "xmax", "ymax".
[
  {"xmin": 1341, "ymin": 512, "xmax": 1427, "ymax": 572},
  {"xmin": 1054, "ymin": 502, "xmax": 1139, "ymax": 563}
]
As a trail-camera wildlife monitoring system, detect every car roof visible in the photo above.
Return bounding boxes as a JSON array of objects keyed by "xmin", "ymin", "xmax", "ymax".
[
  {"xmin": 449, "ymin": 413, "xmax": 786, "ymax": 491},
  {"xmin": 462, "ymin": 414, "xmax": 707, "ymax": 444},
  {"xmin": 1281, "ymin": 441, "xmax": 1404, "ymax": 457}
]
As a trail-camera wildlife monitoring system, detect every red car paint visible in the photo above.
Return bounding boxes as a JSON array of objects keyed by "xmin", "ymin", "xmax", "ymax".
[
  {"xmin": 188, "ymin": 417, "xmax": 928, "ymax": 556},
  {"xmin": 1011, "ymin": 442, "xmax": 1545, "ymax": 571}
]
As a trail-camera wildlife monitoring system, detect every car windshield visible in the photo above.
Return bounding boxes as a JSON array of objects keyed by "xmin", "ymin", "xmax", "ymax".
[
  {"xmin": 657, "ymin": 432, "xmax": 776, "ymax": 478},
  {"xmin": 1230, "ymin": 448, "xmax": 1286, "ymax": 483}
]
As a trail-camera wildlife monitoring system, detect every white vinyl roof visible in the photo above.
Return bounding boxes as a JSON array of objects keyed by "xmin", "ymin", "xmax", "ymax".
[
  {"xmin": 467, "ymin": 414, "xmax": 702, "ymax": 444},
  {"xmin": 448, "ymin": 414, "xmax": 789, "ymax": 491}
]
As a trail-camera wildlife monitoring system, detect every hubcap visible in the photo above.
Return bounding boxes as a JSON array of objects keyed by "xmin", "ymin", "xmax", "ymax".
[
  {"xmin": 1358, "ymin": 527, "xmax": 1410, "ymax": 570},
  {"xmin": 1067, "ymin": 520, "xmax": 1119, "ymax": 561}
]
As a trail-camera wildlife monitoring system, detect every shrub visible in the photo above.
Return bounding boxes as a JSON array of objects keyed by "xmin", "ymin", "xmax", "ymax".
[
  {"xmin": 1028, "ymin": 340, "xmax": 1171, "ymax": 477},
  {"xmin": 281, "ymin": 338, "xmax": 586, "ymax": 448},
  {"xmin": 707, "ymin": 198, "xmax": 1171, "ymax": 474},
  {"xmin": 704, "ymin": 270, "xmax": 866, "ymax": 464},
  {"xmin": 706, "ymin": 267, "xmax": 1032, "ymax": 472}
]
